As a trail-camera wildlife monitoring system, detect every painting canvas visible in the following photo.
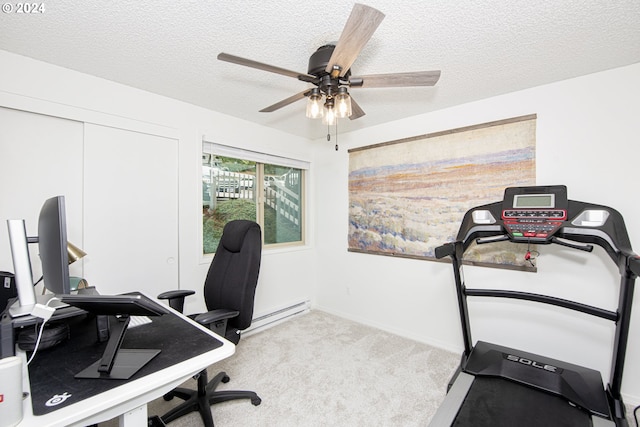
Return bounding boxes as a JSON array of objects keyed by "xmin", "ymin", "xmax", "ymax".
[{"xmin": 348, "ymin": 115, "xmax": 536, "ymax": 270}]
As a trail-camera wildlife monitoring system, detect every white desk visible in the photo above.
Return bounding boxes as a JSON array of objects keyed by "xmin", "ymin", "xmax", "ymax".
[{"xmin": 16, "ymin": 303, "xmax": 235, "ymax": 427}]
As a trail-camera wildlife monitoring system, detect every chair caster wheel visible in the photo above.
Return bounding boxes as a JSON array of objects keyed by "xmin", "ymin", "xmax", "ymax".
[
  {"xmin": 148, "ymin": 415, "xmax": 167, "ymax": 427},
  {"xmin": 222, "ymin": 374, "xmax": 230, "ymax": 383},
  {"xmin": 252, "ymin": 397, "xmax": 262, "ymax": 406},
  {"xmin": 163, "ymin": 392, "xmax": 174, "ymax": 401}
]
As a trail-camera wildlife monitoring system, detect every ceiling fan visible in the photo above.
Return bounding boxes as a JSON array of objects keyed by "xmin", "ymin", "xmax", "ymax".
[{"xmin": 217, "ymin": 3, "xmax": 441, "ymax": 123}]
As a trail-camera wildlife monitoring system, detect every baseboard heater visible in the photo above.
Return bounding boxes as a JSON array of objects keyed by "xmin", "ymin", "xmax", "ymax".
[{"xmin": 244, "ymin": 300, "xmax": 310, "ymax": 335}]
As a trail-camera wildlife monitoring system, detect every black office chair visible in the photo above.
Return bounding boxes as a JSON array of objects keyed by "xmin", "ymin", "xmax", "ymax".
[{"xmin": 157, "ymin": 220, "xmax": 262, "ymax": 427}]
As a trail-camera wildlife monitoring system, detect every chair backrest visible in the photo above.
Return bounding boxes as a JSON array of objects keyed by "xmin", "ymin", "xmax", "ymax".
[{"xmin": 203, "ymin": 220, "xmax": 262, "ymax": 332}]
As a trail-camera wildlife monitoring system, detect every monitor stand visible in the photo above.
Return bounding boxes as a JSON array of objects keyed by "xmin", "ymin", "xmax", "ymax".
[
  {"xmin": 8, "ymin": 300, "xmax": 34, "ymax": 318},
  {"xmin": 74, "ymin": 315, "xmax": 160, "ymax": 380},
  {"xmin": 75, "ymin": 349, "xmax": 161, "ymax": 380},
  {"xmin": 7, "ymin": 219, "xmax": 36, "ymax": 318},
  {"xmin": 8, "ymin": 294, "xmax": 69, "ymax": 318},
  {"xmin": 6, "ymin": 219, "xmax": 69, "ymax": 318}
]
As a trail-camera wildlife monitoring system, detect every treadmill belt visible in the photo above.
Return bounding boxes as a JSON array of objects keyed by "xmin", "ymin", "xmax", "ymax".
[{"xmin": 453, "ymin": 377, "xmax": 591, "ymax": 427}]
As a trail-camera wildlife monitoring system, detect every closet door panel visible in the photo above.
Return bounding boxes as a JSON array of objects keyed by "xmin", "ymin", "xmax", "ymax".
[
  {"xmin": 0, "ymin": 107, "xmax": 83, "ymax": 282},
  {"xmin": 83, "ymin": 123, "xmax": 178, "ymax": 296}
]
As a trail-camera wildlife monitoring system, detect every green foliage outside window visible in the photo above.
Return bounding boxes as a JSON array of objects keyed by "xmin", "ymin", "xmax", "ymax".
[{"xmin": 203, "ymin": 199, "xmax": 256, "ymax": 254}]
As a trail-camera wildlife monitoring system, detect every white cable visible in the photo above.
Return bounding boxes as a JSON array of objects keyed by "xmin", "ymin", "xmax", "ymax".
[
  {"xmin": 26, "ymin": 297, "xmax": 59, "ymax": 366},
  {"xmin": 26, "ymin": 318, "xmax": 48, "ymax": 366},
  {"xmin": 45, "ymin": 297, "xmax": 60, "ymax": 307}
]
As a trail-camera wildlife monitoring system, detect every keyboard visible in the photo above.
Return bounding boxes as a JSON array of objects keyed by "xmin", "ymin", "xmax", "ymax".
[{"xmin": 127, "ymin": 315, "xmax": 152, "ymax": 328}]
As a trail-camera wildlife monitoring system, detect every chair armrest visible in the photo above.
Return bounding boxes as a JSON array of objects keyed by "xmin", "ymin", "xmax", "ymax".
[
  {"xmin": 194, "ymin": 309, "xmax": 240, "ymax": 338},
  {"xmin": 194, "ymin": 309, "xmax": 239, "ymax": 326},
  {"xmin": 157, "ymin": 290, "xmax": 196, "ymax": 313},
  {"xmin": 158, "ymin": 290, "xmax": 196, "ymax": 299}
]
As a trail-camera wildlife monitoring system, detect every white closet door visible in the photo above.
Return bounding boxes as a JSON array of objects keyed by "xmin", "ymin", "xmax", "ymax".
[
  {"xmin": 0, "ymin": 107, "xmax": 84, "ymax": 281},
  {"xmin": 83, "ymin": 123, "xmax": 178, "ymax": 297}
]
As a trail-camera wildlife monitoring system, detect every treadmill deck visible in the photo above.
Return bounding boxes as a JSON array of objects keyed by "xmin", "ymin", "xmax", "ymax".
[
  {"xmin": 428, "ymin": 341, "xmax": 615, "ymax": 426},
  {"xmin": 464, "ymin": 341, "xmax": 610, "ymax": 419}
]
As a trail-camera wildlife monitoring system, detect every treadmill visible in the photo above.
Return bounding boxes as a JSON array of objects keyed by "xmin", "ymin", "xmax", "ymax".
[{"xmin": 429, "ymin": 185, "xmax": 640, "ymax": 427}]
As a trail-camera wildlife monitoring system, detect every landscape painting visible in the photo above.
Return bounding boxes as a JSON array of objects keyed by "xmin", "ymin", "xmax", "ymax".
[{"xmin": 348, "ymin": 114, "xmax": 537, "ymax": 271}]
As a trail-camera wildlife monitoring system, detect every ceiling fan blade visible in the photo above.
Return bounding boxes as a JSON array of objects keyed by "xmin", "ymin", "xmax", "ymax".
[
  {"xmin": 353, "ymin": 70, "xmax": 442, "ymax": 88},
  {"xmin": 349, "ymin": 96, "xmax": 366, "ymax": 120},
  {"xmin": 218, "ymin": 52, "xmax": 315, "ymax": 81},
  {"xmin": 259, "ymin": 90, "xmax": 310, "ymax": 113},
  {"xmin": 325, "ymin": 4, "xmax": 385, "ymax": 77}
]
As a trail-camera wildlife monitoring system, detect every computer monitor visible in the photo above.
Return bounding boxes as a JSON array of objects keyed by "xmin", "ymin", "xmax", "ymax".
[
  {"xmin": 37, "ymin": 195, "xmax": 70, "ymax": 295},
  {"xmin": 60, "ymin": 294, "xmax": 167, "ymax": 317}
]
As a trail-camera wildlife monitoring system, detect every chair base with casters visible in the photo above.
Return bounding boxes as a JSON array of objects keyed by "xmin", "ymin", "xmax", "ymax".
[{"xmin": 161, "ymin": 369, "xmax": 261, "ymax": 426}]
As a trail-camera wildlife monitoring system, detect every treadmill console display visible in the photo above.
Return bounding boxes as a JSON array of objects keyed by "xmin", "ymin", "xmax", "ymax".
[
  {"xmin": 501, "ymin": 186, "xmax": 568, "ymax": 241},
  {"xmin": 512, "ymin": 194, "xmax": 554, "ymax": 208}
]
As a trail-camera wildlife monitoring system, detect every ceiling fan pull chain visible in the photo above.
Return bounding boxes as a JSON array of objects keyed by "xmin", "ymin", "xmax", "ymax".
[{"xmin": 335, "ymin": 121, "xmax": 339, "ymax": 151}]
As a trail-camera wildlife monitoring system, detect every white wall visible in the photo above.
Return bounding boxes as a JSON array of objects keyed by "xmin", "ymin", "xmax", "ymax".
[
  {"xmin": 0, "ymin": 49, "xmax": 316, "ymax": 318},
  {"xmin": 313, "ymin": 62, "xmax": 640, "ymax": 405}
]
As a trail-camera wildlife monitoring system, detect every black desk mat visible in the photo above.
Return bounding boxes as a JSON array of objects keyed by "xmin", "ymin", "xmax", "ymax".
[{"xmin": 26, "ymin": 311, "xmax": 223, "ymax": 416}]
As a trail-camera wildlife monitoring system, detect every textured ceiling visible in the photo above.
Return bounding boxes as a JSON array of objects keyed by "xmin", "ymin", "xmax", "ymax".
[{"xmin": 1, "ymin": 1, "xmax": 640, "ymax": 140}]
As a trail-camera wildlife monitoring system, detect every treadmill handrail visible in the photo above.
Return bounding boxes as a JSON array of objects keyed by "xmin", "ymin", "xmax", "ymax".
[{"xmin": 464, "ymin": 288, "xmax": 618, "ymax": 321}]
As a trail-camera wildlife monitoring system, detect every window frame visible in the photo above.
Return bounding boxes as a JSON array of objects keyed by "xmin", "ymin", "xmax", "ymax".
[{"xmin": 201, "ymin": 140, "xmax": 309, "ymax": 256}]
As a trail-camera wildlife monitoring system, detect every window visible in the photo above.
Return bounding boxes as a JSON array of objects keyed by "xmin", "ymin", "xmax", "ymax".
[{"xmin": 202, "ymin": 141, "xmax": 308, "ymax": 254}]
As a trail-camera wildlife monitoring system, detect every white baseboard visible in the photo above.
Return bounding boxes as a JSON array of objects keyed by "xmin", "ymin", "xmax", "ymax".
[
  {"xmin": 623, "ymin": 394, "xmax": 639, "ymax": 411},
  {"xmin": 244, "ymin": 300, "xmax": 310, "ymax": 337}
]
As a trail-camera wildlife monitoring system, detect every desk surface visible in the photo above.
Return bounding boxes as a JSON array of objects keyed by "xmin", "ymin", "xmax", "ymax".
[{"xmin": 17, "ymin": 296, "xmax": 235, "ymax": 427}]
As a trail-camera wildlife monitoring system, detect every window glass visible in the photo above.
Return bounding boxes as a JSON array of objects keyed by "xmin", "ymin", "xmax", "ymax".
[
  {"xmin": 202, "ymin": 154, "xmax": 257, "ymax": 254},
  {"xmin": 263, "ymin": 164, "xmax": 303, "ymax": 245}
]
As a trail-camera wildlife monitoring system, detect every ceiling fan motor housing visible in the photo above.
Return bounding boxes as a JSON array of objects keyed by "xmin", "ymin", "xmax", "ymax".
[
  {"xmin": 308, "ymin": 45, "xmax": 335, "ymax": 76},
  {"xmin": 308, "ymin": 45, "xmax": 352, "ymax": 77},
  {"xmin": 308, "ymin": 45, "xmax": 352, "ymax": 97}
]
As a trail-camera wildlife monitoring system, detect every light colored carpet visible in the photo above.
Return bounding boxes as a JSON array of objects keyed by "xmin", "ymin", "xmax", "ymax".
[
  {"xmin": 99, "ymin": 310, "xmax": 639, "ymax": 426},
  {"xmin": 102, "ymin": 310, "xmax": 460, "ymax": 426}
]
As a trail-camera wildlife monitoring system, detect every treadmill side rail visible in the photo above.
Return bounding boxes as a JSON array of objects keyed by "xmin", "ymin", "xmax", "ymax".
[
  {"xmin": 428, "ymin": 372, "xmax": 474, "ymax": 426},
  {"xmin": 591, "ymin": 417, "xmax": 616, "ymax": 427}
]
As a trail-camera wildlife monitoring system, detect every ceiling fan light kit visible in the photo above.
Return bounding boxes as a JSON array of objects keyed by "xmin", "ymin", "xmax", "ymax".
[
  {"xmin": 323, "ymin": 100, "xmax": 337, "ymax": 126},
  {"xmin": 335, "ymin": 87, "xmax": 352, "ymax": 118},
  {"xmin": 305, "ymin": 88, "xmax": 324, "ymax": 119},
  {"xmin": 217, "ymin": 3, "xmax": 441, "ymax": 133}
]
